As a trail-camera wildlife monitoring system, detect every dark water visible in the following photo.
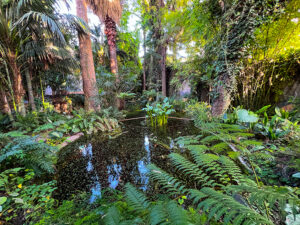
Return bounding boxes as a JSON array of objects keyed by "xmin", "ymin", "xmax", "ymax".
[{"xmin": 56, "ymin": 118, "xmax": 198, "ymax": 202}]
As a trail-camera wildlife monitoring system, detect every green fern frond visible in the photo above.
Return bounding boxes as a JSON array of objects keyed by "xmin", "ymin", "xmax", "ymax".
[
  {"xmin": 149, "ymin": 200, "xmax": 188, "ymax": 225},
  {"xmin": 218, "ymin": 156, "xmax": 245, "ymax": 184},
  {"xmin": 241, "ymin": 140, "xmax": 263, "ymax": 146},
  {"xmin": 104, "ymin": 206, "xmax": 121, "ymax": 225},
  {"xmin": 189, "ymin": 151, "xmax": 229, "ymax": 185},
  {"xmin": 200, "ymin": 135, "xmax": 220, "ymax": 144},
  {"xmin": 211, "ymin": 142, "xmax": 230, "ymax": 153},
  {"xmin": 148, "ymin": 164, "xmax": 187, "ymax": 195},
  {"xmin": 220, "ymin": 125, "xmax": 246, "ymax": 133},
  {"xmin": 250, "ymin": 152, "xmax": 274, "ymax": 160},
  {"xmin": 189, "ymin": 188, "xmax": 273, "ymax": 225},
  {"xmin": 164, "ymin": 200, "xmax": 188, "ymax": 225},
  {"xmin": 125, "ymin": 183, "xmax": 150, "ymax": 212},
  {"xmin": 169, "ymin": 153, "xmax": 216, "ymax": 187},
  {"xmin": 226, "ymin": 184, "xmax": 300, "ymax": 212},
  {"xmin": 230, "ymin": 132, "xmax": 255, "ymax": 138},
  {"xmin": 185, "ymin": 144, "xmax": 208, "ymax": 153},
  {"xmin": 33, "ymin": 123, "xmax": 55, "ymax": 133}
]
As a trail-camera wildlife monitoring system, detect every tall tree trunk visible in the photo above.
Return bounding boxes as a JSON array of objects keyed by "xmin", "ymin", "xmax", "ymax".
[
  {"xmin": 150, "ymin": 0, "xmax": 167, "ymax": 97},
  {"xmin": 104, "ymin": 15, "xmax": 122, "ymax": 109},
  {"xmin": 211, "ymin": 79, "xmax": 231, "ymax": 117},
  {"xmin": 160, "ymin": 45, "xmax": 167, "ymax": 96},
  {"xmin": 76, "ymin": 0, "xmax": 100, "ymax": 111},
  {"xmin": 8, "ymin": 50, "xmax": 26, "ymax": 115},
  {"xmin": 0, "ymin": 88, "xmax": 11, "ymax": 115},
  {"xmin": 142, "ymin": 27, "xmax": 147, "ymax": 91},
  {"xmin": 25, "ymin": 68, "xmax": 36, "ymax": 111}
]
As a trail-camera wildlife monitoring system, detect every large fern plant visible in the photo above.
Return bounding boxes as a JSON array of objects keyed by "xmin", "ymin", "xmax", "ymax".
[
  {"xmin": 104, "ymin": 183, "xmax": 193, "ymax": 225},
  {"xmin": 0, "ymin": 132, "xmax": 56, "ymax": 175},
  {"xmin": 146, "ymin": 135, "xmax": 300, "ymax": 225}
]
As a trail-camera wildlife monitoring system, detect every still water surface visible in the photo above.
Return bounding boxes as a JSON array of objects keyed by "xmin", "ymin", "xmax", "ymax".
[{"xmin": 56, "ymin": 118, "xmax": 198, "ymax": 202}]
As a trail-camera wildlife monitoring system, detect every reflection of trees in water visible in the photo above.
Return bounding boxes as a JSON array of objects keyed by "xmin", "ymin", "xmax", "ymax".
[{"xmin": 57, "ymin": 119, "xmax": 198, "ymax": 200}]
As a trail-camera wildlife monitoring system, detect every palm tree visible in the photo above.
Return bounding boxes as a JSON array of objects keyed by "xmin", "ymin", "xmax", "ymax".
[
  {"xmin": 76, "ymin": 0, "xmax": 100, "ymax": 111},
  {"xmin": 0, "ymin": 0, "xmax": 68, "ymax": 114},
  {"xmin": 86, "ymin": 0, "xmax": 122, "ymax": 107}
]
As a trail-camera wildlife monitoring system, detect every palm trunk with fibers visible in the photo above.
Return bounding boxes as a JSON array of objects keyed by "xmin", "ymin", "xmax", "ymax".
[
  {"xmin": 104, "ymin": 15, "xmax": 122, "ymax": 108},
  {"xmin": 25, "ymin": 69, "xmax": 36, "ymax": 111},
  {"xmin": 8, "ymin": 50, "xmax": 26, "ymax": 115},
  {"xmin": 0, "ymin": 88, "xmax": 11, "ymax": 115},
  {"xmin": 76, "ymin": 0, "xmax": 100, "ymax": 111}
]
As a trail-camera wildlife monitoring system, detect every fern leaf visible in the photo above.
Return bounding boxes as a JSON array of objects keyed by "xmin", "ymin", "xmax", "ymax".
[
  {"xmin": 169, "ymin": 153, "xmax": 216, "ymax": 187},
  {"xmin": 104, "ymin": 206, "xmax": 121, "ymax": 225},
  {"xmin": 226, "ymin": 185, "xmax": 300, "ymax": 212},
  {"xmin": 218, "ymin": 156, "xmax": 245, "ymax": 184},
  {"xmin": 148, "ymin": 164, "xmax": 187, "ymax": 195},
  {"xmin": 189, "ymin": 187, "xmax": 273, "ymax": 225},
  {"xmin": 211, "ymin": 142, "xmax": 230, "ymax": 153},
  {"xmin": 125, "ymin": 183, "xmax": 150, "ymax": 212},
  {"xmin": 165, "ymin": 200, "xmax": 188, "ymax": 225}
]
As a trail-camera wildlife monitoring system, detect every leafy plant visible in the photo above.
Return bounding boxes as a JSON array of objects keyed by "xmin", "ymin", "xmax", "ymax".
[
  {"xmin": 0, "ymin": 133, "xmax": 56, "ymax": 175},
  {"xmin": 143, "ymin": 98, "xmax": 175, "ymax": 127},
  {"xmin": 0, "ymin": 168, "xmax": 56, "ymax": 224},
  {"xmin": 57, "ymin": 109, "xmax": 120, "ymax": 135},
  {"xmin": 147, "ymin": 142, "xmax": 300, "ymax": 224}
]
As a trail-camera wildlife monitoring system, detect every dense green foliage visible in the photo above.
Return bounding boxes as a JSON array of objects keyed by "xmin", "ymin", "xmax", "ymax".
[{"xmin": 0, "ymin": 0, "xmax": 299, "ymax": 224}]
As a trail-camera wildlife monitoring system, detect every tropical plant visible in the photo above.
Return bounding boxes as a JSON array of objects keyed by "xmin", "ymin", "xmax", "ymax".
[
  {"xmin": 75, "ymin": 0, "xmax": 100, "ymax": 111},
  {"xmin": 0, "ymin": 0, "xmax": 74, "ymax": 114},
  {"xmin": 56, "ymin": 109, "xmax": 120, "ymax": 135},
  {"xmin": 143, "ymin": 98, "xmax": 175, "ymax": 127},
  {"xmin": 87, "ymin": 0, "xmax": 123, "ymax": 107}
]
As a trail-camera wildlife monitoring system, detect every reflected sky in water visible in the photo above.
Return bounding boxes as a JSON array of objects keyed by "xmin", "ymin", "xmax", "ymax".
[{"xmin": 56, "ymin": 119, "xmax": 198, "ymax": 200}]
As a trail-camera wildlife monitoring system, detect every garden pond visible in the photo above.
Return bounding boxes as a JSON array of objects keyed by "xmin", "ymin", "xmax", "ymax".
[{"xmin": 56, "ymin": 118, "xmax": 199, "ymax": 202}]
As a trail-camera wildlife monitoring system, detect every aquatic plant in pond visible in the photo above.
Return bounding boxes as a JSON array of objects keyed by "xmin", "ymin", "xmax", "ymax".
[{"xmin": 143, "ymin": 98, "xmax": 175, "ymax": 127}]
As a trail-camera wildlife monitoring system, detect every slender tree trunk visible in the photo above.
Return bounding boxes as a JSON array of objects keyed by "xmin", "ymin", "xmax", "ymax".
[
  {"xmin": 161, "ymin": 45, "xmax": 167, "ymax": 96},
  {"xmin": 8, "ymin": 50, "xmax": 26, "ymax": 115},
  {"xmin": 25, "ymin": 68, "xmax": 36, "ymax": 111},
  {"xmin": 104, "ymin": 15, "xmax": 122, "ymax": 109},
  {"xmin": 0, "ymin": 88, "xmax": 11, "ymax": 115},
  {"xmin": 150, "ymin": 0, "xmax": 167, "ymax": 97},
  {"xmin": 143, "ymin": 27, "xmax": 147, "ymax": 91},
  {"xmin": 76, "ymin": 0, "xmax": 100, "ymax": 111}
]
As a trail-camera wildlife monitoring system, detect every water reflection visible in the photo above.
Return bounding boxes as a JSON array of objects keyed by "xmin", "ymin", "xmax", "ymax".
[
  {"xmin": 57, "ymin": 119, "xmax": 198, "ymax": 200},
  {"xmin": 108, "ymin": 161, "xmax": 122, "ymax": 189}
]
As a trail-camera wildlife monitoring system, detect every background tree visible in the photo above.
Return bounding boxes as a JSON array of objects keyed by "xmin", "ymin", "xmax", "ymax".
[
  {"xmin": 87, "ymin": 0, "xmax": 123, "ymax": 107},
  {"xmin": 0, "ymin": 0, "xmax": 71, "ymax": 114},
  {"xmin": 76, "ymin": 0, "xmax": 100, "ymax": 111}
]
